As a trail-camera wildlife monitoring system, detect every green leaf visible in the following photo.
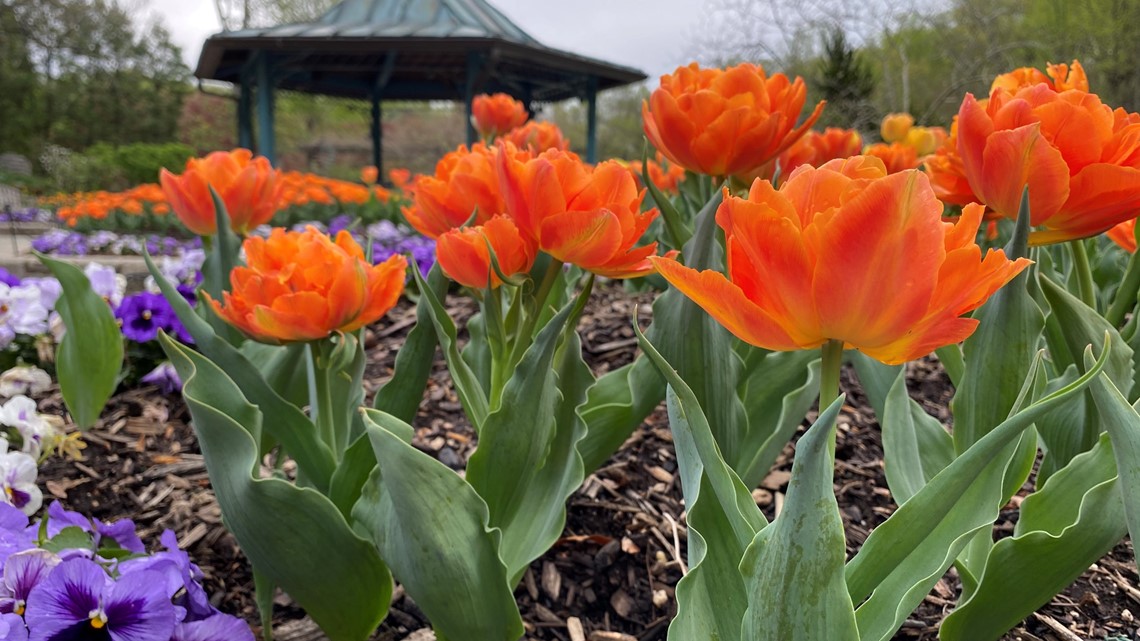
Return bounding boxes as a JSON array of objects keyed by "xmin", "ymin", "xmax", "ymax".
[
  {"xmin": 1084, "ymin": 356, "xmax": 1140, "ymax": 571},
  {"xmin": 465, "ymin": 286, "xmax": 590, "ymax": 582},
  {"xmin": 43, "ymin": 526, "xmax": 93, "ymax": 553},
  {"xmin": 881, "ymin": 368, "xmax": 954, "ymax": 504},
  {"xmin": 242, "ymin": 341, "xmax": 310, "ymax": 408},
  {"xmin": 850, "ymin": 352, "xmax": 902, "ymax": 425},
  {"xmin": 1034, "ymin": 365, "xmax": 1091, "ymax": 485},
  {"xmin": 356, "ymin": 410, "xmax": 524, "ymax": 641},
  {"xmin": 577, "ymin": 357, "xmax": 664, "ymax": 475},
  {"xmin": 740, "ymin": 396, "xmax": 858, "ymax": 641},
  {"xmin": 407, "ymin": 254, "xmax": 489, "ymax": 430},
  {"xmin": 145, "ymin": 253, "xmax": 337, "ymax": 491},
  {"xmin": 939, "ymin": 434, "xmax": 1126, "ymax": 641},
  {"xmin": 735, "ymin": 350, "xmax": 821, "ymax": 488},
  {"xmin": 36, "ymin": 254, "xmax": 124, "ymax": 429},
  {"xmin": 847, "ymin": 344, "xmax": 1109, "ymax": 641},
  {"xmin": 163, "ymin": 336, "xmax": 390, "ymax": 641},
  {"xmin": 635, "ymin": 322, "xmax": 764, "ymax": 641},
  {"xmin": 373, "ymin": 262, "xmax": 448, "ymax": 423},
  {"xmin": 1041, "ymin": 273, "xmax": 1133, "ymax": 394}
]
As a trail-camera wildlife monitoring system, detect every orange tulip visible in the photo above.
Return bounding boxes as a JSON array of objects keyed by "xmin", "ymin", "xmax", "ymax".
[
  {"xmin": 924, "ymin": 117, "xmax": 978, "ymax": 207},
  {"xmin": 436, "ymin": 215, "xmax": 537, "ymax": 289},
  {"xmin": 957, "ymin": 83, "xmax": 1140, "ymax": 245},
  {"xmin": 863, "ymin": 142, "xmax": 921, "ymax": 174},
  {"xmin": 649, "ymin": 157, "xmax": 1031, "ymax": 365},
  {"xmin": 1109, "ymin": 220, "xmax": 1137, "ymax": 253},
  {"xmin": 501, "ymin": 121, "xmax": 570, "ymax": 154},
  {"xmin": 642, "ymin": 61, "xmax": 824, "ymax": 178},
  {"xmin": 361, "ymin": 165, "xmax": 379, "ymax": 185},
  {"xmin": 628, "ymin": 152, "xmax": 687, "ymax": 193},
  {"xmin": 498, "ymin": 147, "xmax": 664, "ymax": 278},
  {"xmin": 778, "ymin": 128, "xmax": 863, "ymax": 176},
  {"xmin": 403, "ymin": 143, "xmax": 525, "ymax": 239},
  {"xmin": 388, "ymin": 168, "xmax": 412, "ymax": 192},
  {"xmin": 991, "ymin": 60, "xmax": 1088, "ymax": 94},
  {"xmin": 159, "ymin": 149, "xmax": 281, "ymax": 236},
  {"xmin": 904, "ymin": 126, "xmax": 947, "ymax": 156},
  {"xmin": 880, "ymin": 113, "xmax": 915, "ymax": 144},
  {"xmin": 206, "ymin": 227, "xmax": 407, "ymax": 343},
  {"xmin": 472, "ymin": 93, "xmax": 529, "ymax": 139}
]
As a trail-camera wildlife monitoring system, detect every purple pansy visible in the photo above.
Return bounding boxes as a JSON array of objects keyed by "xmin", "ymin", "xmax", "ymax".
[
  {"xmin": 114, "ymin": 293, "xmax": 177, "ymax": 343},
  {"xmin": 0, "ymin": 549, "xmax": 58, "ymax": 616},
  {"xmin": 0, "ymin": 611, "xmax": 27, "ymax": 641},
  {"xmin": 171, "ymin": 614, "xmax": 253, "ymax": 641},
  {"xmin": 45, "ymin": 503, "xmax": 145, "ymax": 556},
  {"xmin": 119, "ymin": 531, "xmax": 210, "ymax": 622},
  {"xmin": 0, "ymin": 270, "xmax": 21, "ymax": 288},
  {"xmin": 25, "ymin": 558, "xmax": 176, "ymax": 641},
  {"xmin": 140, "ymin": 364, "xmax": 181, "ymax": 396}
]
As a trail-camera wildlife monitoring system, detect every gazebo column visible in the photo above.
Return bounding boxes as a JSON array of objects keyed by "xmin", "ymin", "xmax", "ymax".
[
  {"xmin": 464, "ymin": 52, "xmax": 485, "ymax": 146},
  {"xmin": 585, "ymin": 76, "xmax": 598, "ymax": 164},
  {"xmin": 237, "ymin": 71, "xmax": 254, "ymax": 150},
  {"xmin": 256, "ymin": 53, "xmax": 277, "ymax": 165},
  {"xmin": 370, "ymin": 93, "xmax": 383, "ymax": 173}
]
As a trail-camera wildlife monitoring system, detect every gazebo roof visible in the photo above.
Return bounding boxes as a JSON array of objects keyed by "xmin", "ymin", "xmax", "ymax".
[{"xmin": 195, "ymin": 0, "xmax": 647, "ymax": 102}]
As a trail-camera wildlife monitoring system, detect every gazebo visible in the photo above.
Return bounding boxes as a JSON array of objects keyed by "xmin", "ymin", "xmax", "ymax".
[{"xmin": 193, "ymin": 0, "xmax": 647, "ymax": 167}]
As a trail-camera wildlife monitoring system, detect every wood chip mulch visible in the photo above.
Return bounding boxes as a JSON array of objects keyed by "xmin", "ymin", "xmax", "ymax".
[{"xmin": 31, "ymin": 282, "xmax": 1140, "ymax": 641}]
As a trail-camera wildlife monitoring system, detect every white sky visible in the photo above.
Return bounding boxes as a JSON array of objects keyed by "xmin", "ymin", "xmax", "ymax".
[{"xmin": 144, "ymin": 0, "xmax": 703, "ymax": 82}]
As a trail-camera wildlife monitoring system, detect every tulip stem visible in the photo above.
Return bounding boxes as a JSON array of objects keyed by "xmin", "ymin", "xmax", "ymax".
[
  {"xmin": 501, "ymin": 258, "xmax": 565, "ymax": 400},
  {"xmin": 819, "ymin": 339, "xmax": 845, "ymax": 419},
  {"xmin": 306, "ymin": 341, "xmax": 339, "ymax": 454},
  {"xmin": 1069, "ymin": 239, "xmax": 1098, "ymax": 310}
]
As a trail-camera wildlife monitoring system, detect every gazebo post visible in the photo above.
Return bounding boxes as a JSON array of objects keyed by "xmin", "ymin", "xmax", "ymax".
[
  {"xmin": 464, "ymin": 52, "xmax": 482, "ymax": 146},
  {"xmin": 256, "ymin": 53, "xmax": 277, "ymax": 165},
  {"xmin": 370, "ymin": 92, "xmax": 383, "ymax": 174},
  {"xmin": 237, "ymin": 80, "xmax": 253, "ymax": 150},
  {"xmin": 585, "ymin": 76, "xmax": 598, "ymax": 164}
]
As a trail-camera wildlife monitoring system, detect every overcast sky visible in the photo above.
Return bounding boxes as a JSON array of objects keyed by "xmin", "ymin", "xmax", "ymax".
[{"xmin": 144, "ymin": 0, "xmax": 703, "ymax": 82}]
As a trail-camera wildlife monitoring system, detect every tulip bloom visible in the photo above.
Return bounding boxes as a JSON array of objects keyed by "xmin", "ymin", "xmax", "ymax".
[
  {"xmin": 1109, "ymin": 220, "xmax": 1137, "ymax": 253},
  {"xmin": 957, "ymin": 84, "xmax": 1140, "ymax": 244},
  {"xmin": 207, "ymin": 227, "xmax": 407, "ymax": 343},
  {"xmin": 924, "ymin": 117, "xmax": 979, "ymax": 207},
  {"xmin": 880, "ymin": 113, "xmax": 915, "ymax": 143},
  {"xmin": 863, "ymin": 142, "xmax": 920, "ymax": 174},
  {"xmin": 498, "ymin": 147, "xmax": 664, "ymax": 278},
  {"xmin": 650, "ymin": 157, "xmax": 1031, "ymax": 365},
  {"xmin": 159, "ymin": 149, "xmax": 280, "ymax": 236},
  {"xmin": 360, "ymin": 165, "xmax": 379, "ymax": 185},
  {"xmin": 628, "ymin": 152, "xmax": 687, "ymax": 193},
  {"xmin": 471, "ymin": 93, "xmax": 529, "ymax": 138},
  {"xmin": 403, "ymin": 143, "xmax": 525, "ymax": 239},
  {"xmin": 502, "ymin": 121, "xmax": 570, "ymax": 153},
  {"xmin": 436, "ymin": 215, "xmax": 536, "ymax": 289},
  {"xmin": 991, "ymin": 60, "xmax": 1088, "ymax": 94},
  {"xmin": 642, "ymin": 62, "xmax": 824, "ymax": 178},
  {"xmin": 778, "ymin": 128, "xmax": 863, "ymax": 176}
]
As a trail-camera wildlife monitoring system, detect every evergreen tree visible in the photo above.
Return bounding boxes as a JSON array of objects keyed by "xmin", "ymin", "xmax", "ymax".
[{"xmin": 815, "ymin": 26, "xmax": 876, "ymax": 131}]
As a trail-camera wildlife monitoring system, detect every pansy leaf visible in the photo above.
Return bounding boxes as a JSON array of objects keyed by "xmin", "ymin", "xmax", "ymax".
[{"xmin": 36, "ymin": 254, "xmax": 124, "ymax": 429}]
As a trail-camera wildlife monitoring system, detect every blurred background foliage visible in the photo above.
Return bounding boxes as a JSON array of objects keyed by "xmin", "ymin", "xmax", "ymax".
[{"xmin": 3, "ymin": 0, "xmax": 1140, "ymax": 194}]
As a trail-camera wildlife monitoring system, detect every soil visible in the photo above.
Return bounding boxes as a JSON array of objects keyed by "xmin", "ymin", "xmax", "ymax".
[{"xmin": 33, "ymin": 282, "xmax": 1140, "ymax": 641}]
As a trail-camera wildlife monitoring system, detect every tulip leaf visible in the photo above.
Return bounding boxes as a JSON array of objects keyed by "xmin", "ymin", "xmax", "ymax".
[
  {"xmin": 849, "ymin": 352, "xmax": 902, "ymax": 426},
  {"xmin": 935, "ymin": 344, "xmax": 965, "ymax": 388},
  {"xmin": 939, "ymin": 434, "xmax": 1125, "ymax": 641},
  {"xmin": 407, "ymin": 257, "xmax": 489, "ymax": 430},
  {"xmin": 241, "ymin": 342, "xmax": 309, "ymax": 408},
  {"xmin": 1033, "ymin": 365, "xmax": 1091, "ymax": 485},
  {"xmin": 577, "ymin": 356, "xmax": 664, "ymax": 475},
  {"xmin": 735, "ymin": 350, "xmax": 821, "ymax": 488},
  {"xmin": 1084, "ymin": 355, "xmax": 1140, "ymax": 569},
  {"xmin": 163, "ymin": 336, "xmax": 391, "ymax": 641},
  {"xmin": 880, "ymin": 368, "xmax": 954, "ymax": 504},
  {"xmin": 145, "ymin": 252, "xmax": 338, "ymax": 491},
  {"xmin": 739, "ymin": 395, "xmax": 858, "ymax": 641},
  {"xmin": 465, "ymin": 283, "xmax": 590, "ymax": 582},
  {"xmin": 1041, "ymin": 273, "xmax": 1133, "ymax": 394},
  {"xmin": 847, "ymin": 344, "xmax": 1109, "ymax": 641},
  {"xmin": 373, "ymin": 261, "xmax": 449, "ymax": 423},
  {"xmin": 356, "ymin": 410, "xmax": 524, "ymax": 641},
  {"xmin": 635, "ymin": 321, "xmax": 764, "ymax": 641},
  {"xmin": 641, "ymin": 142, "xmax": 689, "ymax": 249},
  {"xmin": 36, "ymin": 254, "xmax": 123, "ymax": 429}
]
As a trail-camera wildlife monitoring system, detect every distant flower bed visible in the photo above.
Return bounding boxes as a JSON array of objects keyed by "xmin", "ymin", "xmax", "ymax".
[
  {"xmin": 0, "ymin": 209, "xmax": 52, "ymax": 224},
  {"xmin": 40, "ymin": 168, "xmax": 405, "ymax": 233},
  {"xmin": 30, "ymin": 230, "xmax": 202, "ymax": 257}
]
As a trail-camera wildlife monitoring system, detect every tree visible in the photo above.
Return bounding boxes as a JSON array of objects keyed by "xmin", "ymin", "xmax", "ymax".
[{"xmin": 815, "ymin": 26, "xmax": 876, "ymax": 130}]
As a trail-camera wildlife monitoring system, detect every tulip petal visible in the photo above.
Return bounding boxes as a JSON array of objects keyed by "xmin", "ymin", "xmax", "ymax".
[
  {"xmin": 650, "ymin": 257, "xmax": 806, "ymax": 352},
  {"xmin": 980, "ymin": 124, "xmax": 1070, "ymax": 222},
  {"xmin": 540, "ymin": 209, "xmax": 623, "ymax": 268},
  {"xmin": 1045, "ymin": 164, "xmax": 1140, "ymax": 241}
]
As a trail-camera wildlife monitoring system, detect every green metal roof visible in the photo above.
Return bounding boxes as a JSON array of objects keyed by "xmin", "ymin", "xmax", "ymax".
[{"xmin": 195, "ymin": 0, "xmax": 645, "ymax": 102}]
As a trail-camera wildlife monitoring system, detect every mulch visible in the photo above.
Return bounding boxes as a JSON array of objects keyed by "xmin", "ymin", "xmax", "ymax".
[{"xmin": 33, "ymin": 282, "xmax": 1140, "ymax": 641}]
